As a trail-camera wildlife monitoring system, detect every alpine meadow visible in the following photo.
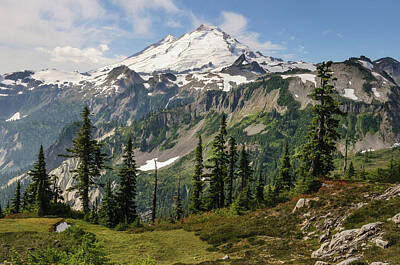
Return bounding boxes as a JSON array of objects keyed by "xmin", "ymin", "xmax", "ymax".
[{"xmin": 1, "ymin": 1, "xmax": 400, "ymax": 264}]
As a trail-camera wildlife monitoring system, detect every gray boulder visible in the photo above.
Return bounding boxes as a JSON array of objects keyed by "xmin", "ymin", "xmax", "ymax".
[
  {"xmin": 336, "ymin": 257, "xmax": 359, "ymax": 265},
  {"xmin": 388, "ymin": 212, "xmax": 400, "ymax": 225},
  {"xmin": 312, "ymin": 222, "xmax": 383, "ymax": 260},
  {"xmin": 370, "ymin": 262, "xmax": 389, "ymax": 265},
  {"xmin": 315, "ymin": 261, "xmax": 330, "ymax": 265}
]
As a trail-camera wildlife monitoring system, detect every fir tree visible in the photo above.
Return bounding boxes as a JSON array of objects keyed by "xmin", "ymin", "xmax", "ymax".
[
  {"xmin": 190, "ymin": 135, "xmax": 204, "ymax": 213},
  {"xmin": 238, "ymin": 146, "xmax": 252, "ymax": 192},
  {"xmin": 99, "ymin": 179, "xmax": 117, "ymax": 228},
  {"xmin": 298, "ymin": 61, "xmax": 344, "ymax": 193},
  {"xmin": 227, "ymin": 137, "xmax": 238, "ymax": 206},
  {"xmin": 151, "ymin": 159, "xmax": 158, "ymax": 223},
  {"xmin": 174, "ymin": 177, "xmax": 184, "ymax": 220},
  {"xmin": 63, "ymin": 106, "xmax": 106, "ymax": 215},
  {"xmin": 255, "ymin": 173, "xmax": 265, "ymax": 205},
  {"xmin": 231, "ymin": 183, "xmax": 253, "ymax": 214},
  {"xmin": 116, "ymin": 137, "xmax": 137, "ymax": 224},
  {"xmin": 27, "ymin": 145, "xmax": 52, "ymax": 216},
  {"xmin": 11, "ymin": 180, "xmax": 21, "ymax": 214},
  {"xmin": 5, "ymin": 201, "xmax": 11, "ymax": 216},
  {"xmin": 275, "ymin": 141, "xmax": 292, "ymax": 194},
  {"xmin": 50, "ymin": 174, "xmax": 63, "ymax": 204},
  {"xmin": 206, "ymin": 114, "xmax": 228, "ymax": 210},
  {"xmin": 0, "ymin": 204, "xmax": 3, "ymax": 218},
  {"xmin": 21, "ymin": 189, "xmax": 30, "ymax": 211},
  {"xmin": 347, "ymin": 161, "xmax": 356, "ymax": 179}
]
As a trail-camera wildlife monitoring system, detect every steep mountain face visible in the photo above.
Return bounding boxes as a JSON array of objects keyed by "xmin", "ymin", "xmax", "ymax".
[
  {"xmin": 1, "ymin": 24, "xmax": 400, "ymax": 212},
  {"xmin": 374, "ymin": 57, "xmax": 400, "ymax": 85}
]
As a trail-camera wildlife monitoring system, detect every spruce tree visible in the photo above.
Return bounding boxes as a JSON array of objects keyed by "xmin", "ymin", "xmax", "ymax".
[
  {"xmin": 5, "ymin": 201, "xmax": 11, "ymax": 216},
  {"xmin": 99, "ymin": 178, "xmax": 117, "ymax": 228},
  {"xmin": 275, "ymin": 141, "xmax": 292, "ymax": 193},
  {"xmin": 347, "ymin": 161, "xmax": 356, "ymax": 179},
  {"xmin": 27, "ymin": 145, "xmax": 52, "ymax": 216},
  {"xmin": 63, "ymin": 106, "xmax": 106, "ymax": 215},
  {"xmin": 298, "ymin": 61, "xmax": 344, "ymax": 193},
  {"xmin": 238, "ymin": 146, "xmax": 252, "ymax": 192},
  {"xmin": 116, "ymin": 137, "xmax": 137, "ymax": 224},
  {"xmin": 11, "ymin": 180, "xmax": 21, "ymax": 214},
  {"xmin": 255, "ymin": 173, "xmax": 265, "ymax": 205},
  {"xmin": 190, "ymin": 135, "xmax": 204, "ymax": 213},
  {"xmin": 151, "ymin": 159, "xmax": 158, "ymax": 223},
  {"xmin": 227, "ymin": 137, "xmax": 238, "ymax": 206},
  {"xmin": 0, "ymin": 204, "xmax": 3, "ymax": 218},
  {"xmin": 174, "ymin": 177, "xmax": 184, "ymax": 220},
  {"xmin": 206, "ymin": 114, "xmax": 228, "ymax": 210}
]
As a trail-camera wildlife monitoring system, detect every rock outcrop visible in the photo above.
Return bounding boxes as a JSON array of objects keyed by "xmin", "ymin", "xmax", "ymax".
[{"xmin": 312, "ymin": 222, "xmax": 383, "ymax": 260}]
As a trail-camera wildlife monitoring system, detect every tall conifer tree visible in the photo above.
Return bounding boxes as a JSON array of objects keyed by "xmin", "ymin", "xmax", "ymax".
[
  {"xmin": 116, "ymin": 137, "xmax": 137, "ymax": 224},
  {"xmin": 99, "ymin": 178, "xmax": 117, "ymax": 228},
  {"xmin": 11, "ymin": 180, "xmax": 21, "ymax": 214},
  {"xmin": 206, "ymin": 114, "xmax": 228, "ymax": 210},
  {"xmin": 255, "ymin": 173, "xmax": 265, "ymax": 205},
  {"xmin": 227, "ymin": 137, "xmax": 238, "ymax": 206},
  {"xmin": 239, "ymin": 146, "xmax": 252, "ymax": 191},
  {"xmin": 174, "ymin": 177, "xmax": 184, "ymax": 220},
  {"xmin": 297, "ymin": 61, "xmax": 344, "ymax": 193},
  {"xmin": 275, "ymin": 141, "xmax": 292, "ymax": 193},
  {"xmin": 27, "ymin": 145, "xmax": 52, "ymax": 216},
  {"xmin": 190, "ymin": 135, "xmax": 204, "ymax": 213},
  {"xmin": 63, "ymin": 106, "xmax": 106, "ymax": 214}
]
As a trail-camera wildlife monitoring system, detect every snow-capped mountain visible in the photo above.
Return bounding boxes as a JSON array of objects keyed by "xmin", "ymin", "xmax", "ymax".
[{"xmin": 98, "ymin": 24, "xmax": 314, "ymax": 75}]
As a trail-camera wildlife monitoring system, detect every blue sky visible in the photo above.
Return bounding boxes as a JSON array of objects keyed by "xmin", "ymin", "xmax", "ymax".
[{"xmin": 1, "ymin": 0, "xmax": 399, "ymax": 73}]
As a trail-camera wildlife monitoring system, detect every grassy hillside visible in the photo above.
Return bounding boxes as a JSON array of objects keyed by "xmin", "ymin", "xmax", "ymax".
[{"xmin": 1, "ymin": 181, "xmax": 400, "ymax": 264}]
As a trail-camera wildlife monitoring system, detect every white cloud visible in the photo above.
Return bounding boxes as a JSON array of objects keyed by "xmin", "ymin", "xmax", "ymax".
[
  {"xmin": 166, "ymin": 19, "xmax": 182, "ymax": 28},
  {"xmin": 113, "ymin": 0, "xmax": 180, "ymax": 34},
  {"xmin": 220, "ymin": 11, "xmax": 284, "ymax": 53},
  {"xmin": 36, "ymin": 45, "xmax": 123, "ymax": 65}
]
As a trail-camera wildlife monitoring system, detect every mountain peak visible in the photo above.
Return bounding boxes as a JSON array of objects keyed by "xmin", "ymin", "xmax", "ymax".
[{"xmin": 195, "ymin": 24, "xmax": 220, "ymax": 32}]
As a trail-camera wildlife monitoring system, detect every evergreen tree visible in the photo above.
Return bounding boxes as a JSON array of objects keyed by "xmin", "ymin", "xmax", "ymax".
[
  {"xmin": 227, "ymin": 137, "xmax": 238, "ymax": 206},
  {"xmin": 274, "ymin": 141, "xmax": 292, "ymax": 194},
  {"xmin": 151, "ymin": 159, "xmax": 158, "ymax": 223},
  {"xmin": 297, "ymin": 61, "xmax": 344, "ymax": 193},
  {"xmin": 99, "ymin": 179, "xmax": 117, "ymax": 228},
  {"xmin": 190, "ymin": 135, "xmax": 204, "ymax": 213},
  {"xmin": 116, "ymin": 137, "xmax": 137, "ymax": 224},
  {"xmin": 0, "ymin": 204, "xmax": 3, "ymax": 218},
  {"xmin": 63, "ymin": 106, "xmax": 106, "ymax": 215},
  {"xmin": 255, "ymin": 173, "xmax": 265, "ymax": 205},
  {"xmin": 5, "ymin": 201, "xmax": 11, "ymax": 216},
  {"xmin": 27, "ymin": 145, "xmax": 52, "ymax": 216},
  {"xmin": 346, "ymin": 161, "xmax": 356, "ymax": 179},
  {"xmin": 11, "ymin": 180, "xmax": 21, "ymax": 214},
  {"xmin": 206, "ymin": 114, "xmax": 228, "ymax": 210},
  {"xmin": 174, "ymin": 177, "xmax": 184, "ymax": 220},
  {"xmin": 50, "ymin": 174, "xmax": 63, "ymax": 204},
  {"xmin": 238, "ymin": 146, "xmax": 252, "ymax": 192},
  {"xmin": 231, "ymin": 183, "xmax": 253, "ymax": 214},
  {"xmin": 21, "ymin": 189, "xmax": 30, "ymax": 211}
]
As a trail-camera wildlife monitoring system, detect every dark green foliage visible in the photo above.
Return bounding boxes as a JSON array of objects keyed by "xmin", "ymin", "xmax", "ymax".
[
  {"xmin": 174, "ymin": 177, "xmax": 184, "ymax": 220},
  {"xmin": 190, "ymin": 135, "xmax": 204, "ymax": 213},
  {"xmin": 238, "ymin": 146, "xmax": 252, "ymax": 191},
  {"xmin": 99, "ymin": 179, "xmax": 118, "ymax": 228},
  {"xmin": 11, "ymin": 180, "xmax": 21, "ymax": 214},
  {"xmin": 205, "ymin": 114, "xmax": 228, "ymax": 210},
  {"xmin": 255, "ymin": 174, "xmax": 264, "ymax": 205},
  {"xmin": 297, "ymin": 61, "xmax": 344, "ymax": 192},
  {"xmin": 0, "ymin": 204, "xmax": 3, "ymax": 218},
  {"xmin": 63, "ymin": 106, "xmax": 107, "ymax": 214},
  {"xmin": 274, "ymin": 141, "xmax": 292, "ymax": 193},
  {"xmin": 231, "ymin": 183, "xmax": 254, "ymax": 214},
  {"xmin": 27, "ymin": 145, "xmax": 52, "ymax": 216},
  {"xmin": 9, "ymin": 226, "xmax": 110, "ymax": 265},
  {"xmin": 227, "ymin": 137, "xmax": 238, "ymax": 206},
  {"xmin": 346, "ymin": 161, "xmax": 356, "ymax": 179},
  {"xmin": 116, "ymin": 137, "xmax": 137, "ymax": 224}
]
